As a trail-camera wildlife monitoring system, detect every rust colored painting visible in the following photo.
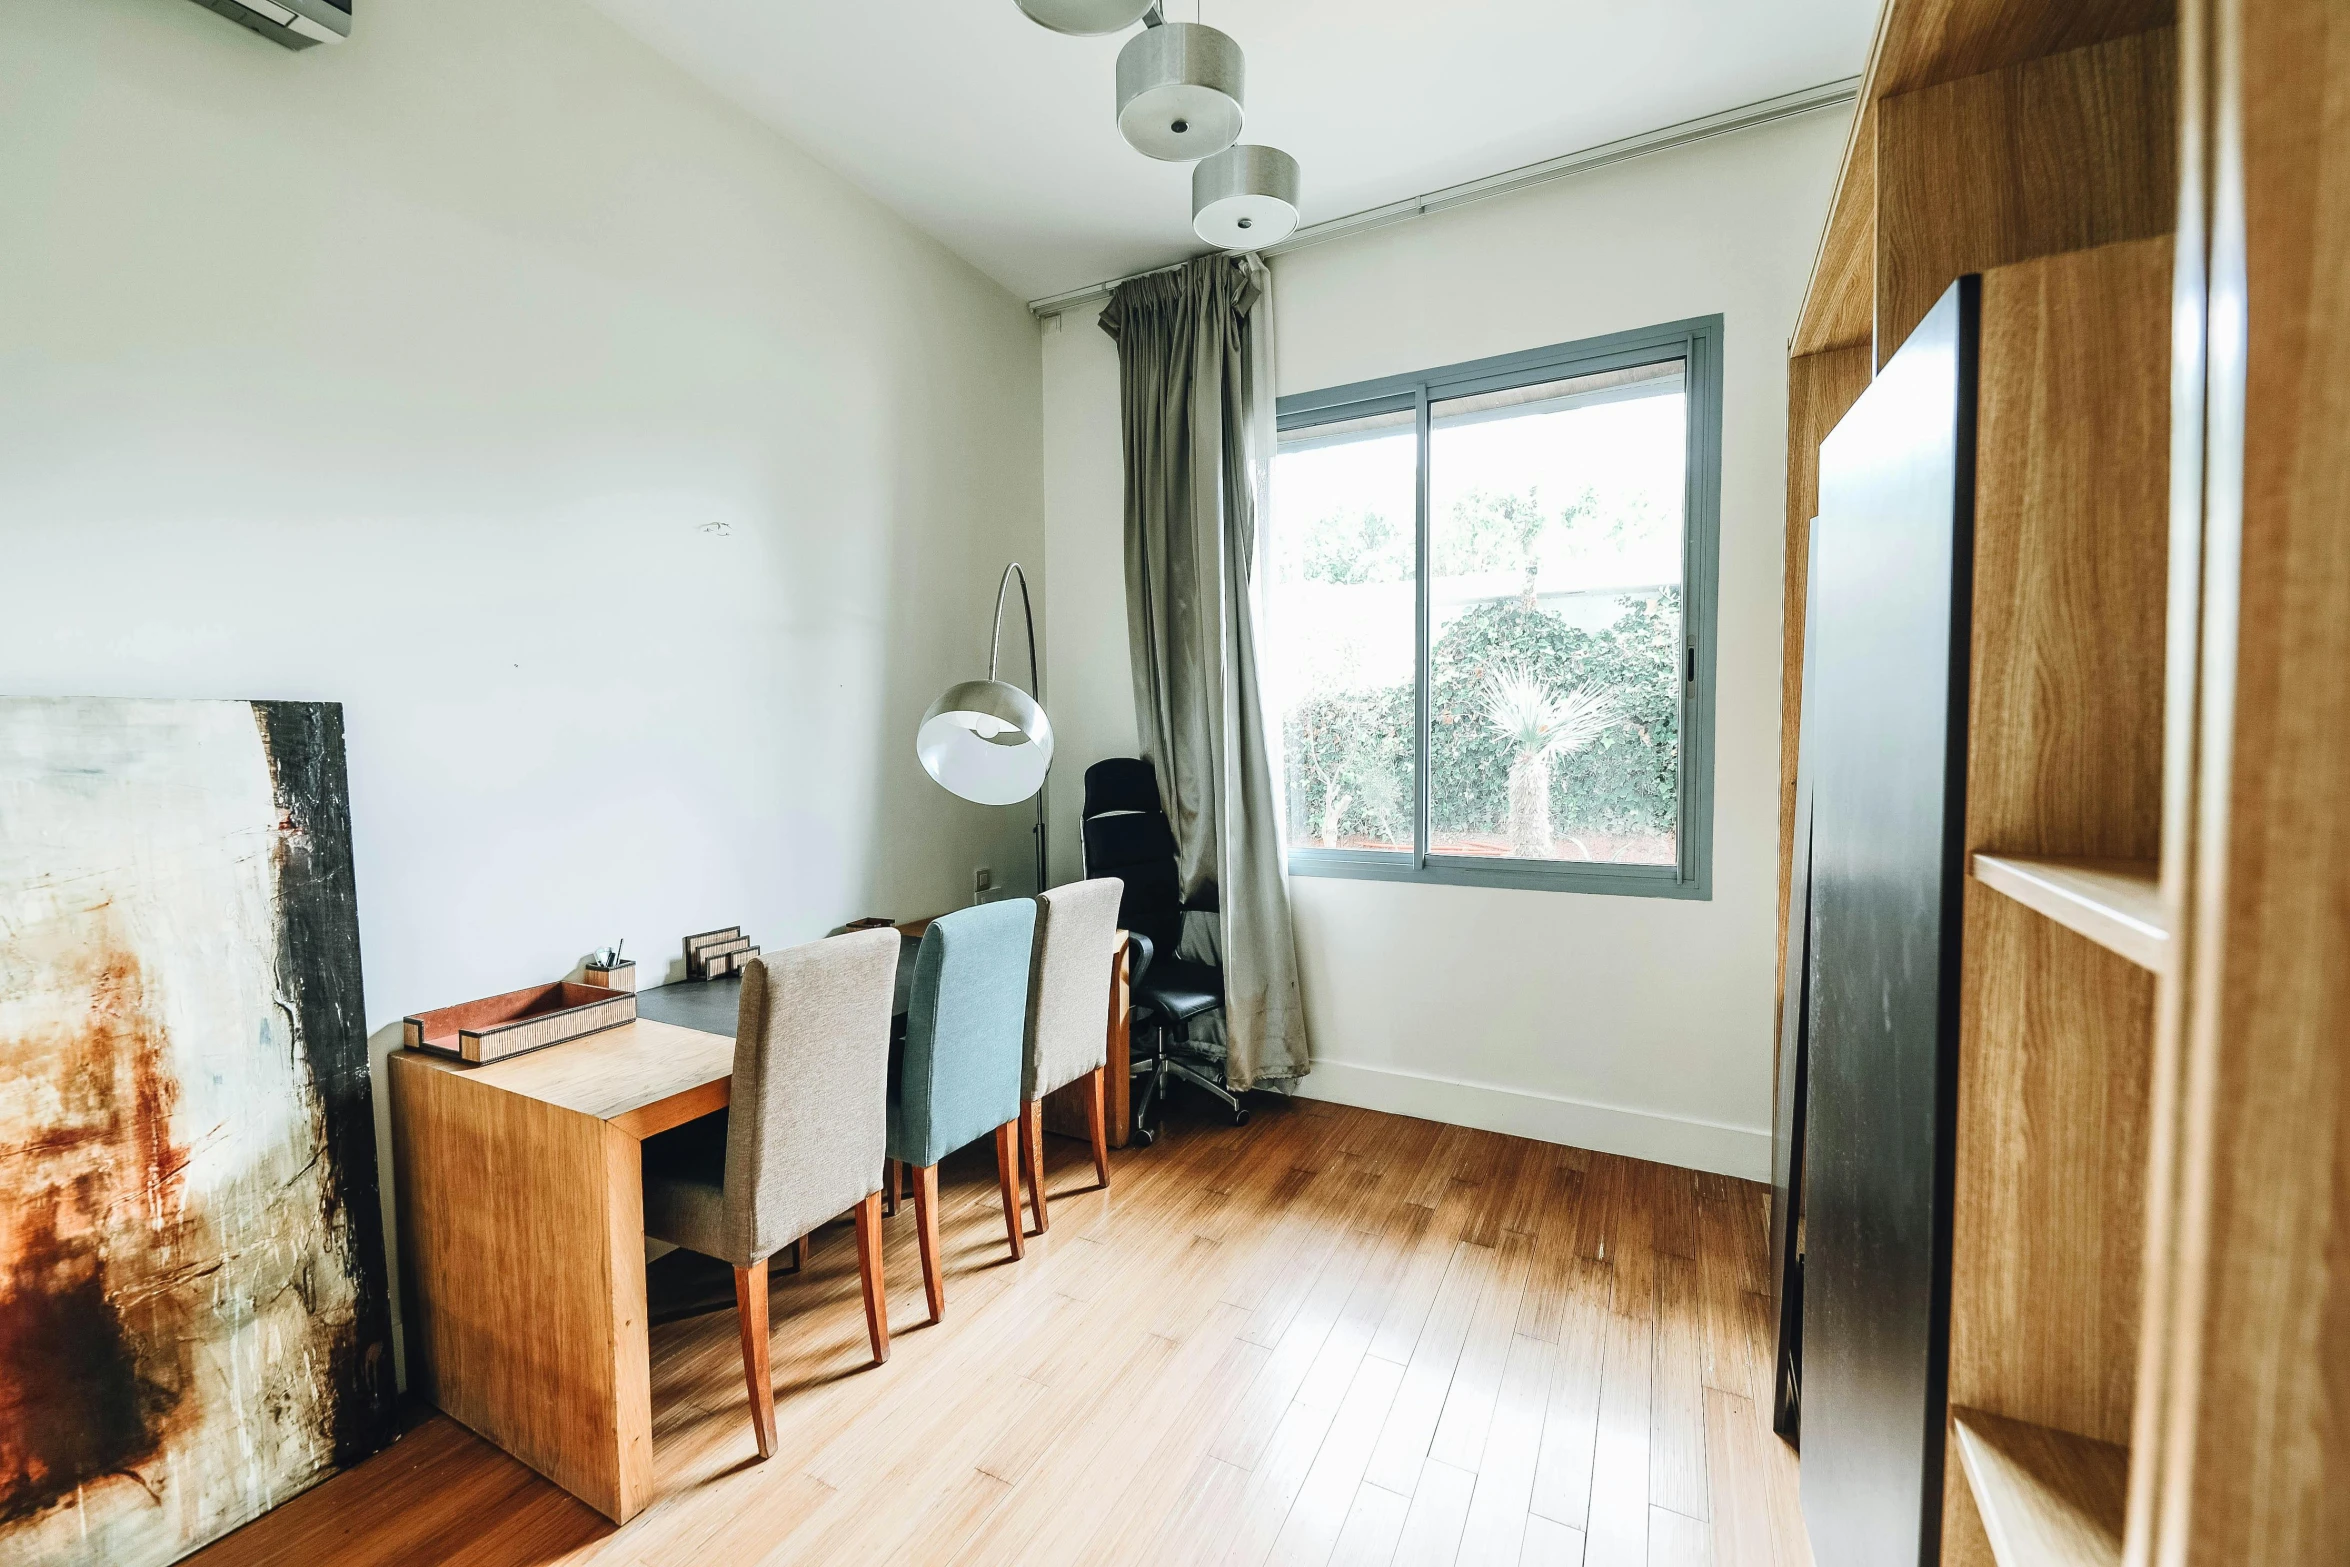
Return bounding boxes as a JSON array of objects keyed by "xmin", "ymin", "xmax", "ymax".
[{"xmin": 0, "ymin": 699, "xmax": 394, "ymax": 1567}]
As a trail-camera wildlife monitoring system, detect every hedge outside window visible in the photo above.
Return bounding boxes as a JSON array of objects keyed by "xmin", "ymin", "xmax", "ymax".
[{"xmin": 1265, "ymin": 318, "xmax": 1722, "ymax": 898}]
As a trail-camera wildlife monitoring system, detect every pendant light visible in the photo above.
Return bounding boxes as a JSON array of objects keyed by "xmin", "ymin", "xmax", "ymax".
[
  {"xmin": 1013, "ymin": 0, "xmax": 1155, "ymax": 35},
  {"xmin": 1193, "ymin": 143, "xmax": 1300, "ymax": 248},
  {"xmin": 1116, "ymin": 22, "xmax": 1244, "ymax": 161}
]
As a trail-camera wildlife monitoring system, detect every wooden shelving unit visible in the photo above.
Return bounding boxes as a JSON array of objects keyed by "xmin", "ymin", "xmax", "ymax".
[
  {"xmin": 1951, "ymin": 1408, "xmax": 2129, "ymax": 1567},
  {"xmin": 1777, "ymin": 2, "xmax": 2350, "ymax": 1562},
  {"xmin": 1969, "ymin": 855, "xmax": 2167, "ymax": 972}
]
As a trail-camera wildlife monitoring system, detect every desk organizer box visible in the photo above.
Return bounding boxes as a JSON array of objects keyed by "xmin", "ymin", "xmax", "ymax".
[{"xmin": 402, "ymin": 981, "xmax": 637, "ymax": 1065}]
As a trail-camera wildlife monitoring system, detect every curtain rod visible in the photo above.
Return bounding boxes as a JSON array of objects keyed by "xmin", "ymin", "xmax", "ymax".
[{"xmin": 1027, "ymin": 75, "xmax": 1862, "ymax": 319}]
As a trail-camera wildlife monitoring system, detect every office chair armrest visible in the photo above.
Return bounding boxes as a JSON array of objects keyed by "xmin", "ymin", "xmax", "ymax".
[{"xmin": 1123, "ymin": 930, "xmax": 1157, "ymax": 987}]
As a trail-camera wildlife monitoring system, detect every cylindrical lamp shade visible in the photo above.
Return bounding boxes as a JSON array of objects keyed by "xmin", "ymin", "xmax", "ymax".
[
  {"xmin": 1014, "ymin": 0, "xmax": 1155, "ymax": 35},
  {"xmin": 1116, "ymin": 22, "xmax": 1244, "ymax": 161},
  {"xmin": 1193, "ymin": 144, "xmax": 1300, "ymax": 248},
  {"xmin": 916, "ymin": 679, "xmax": 1055, "ymax": 806}
]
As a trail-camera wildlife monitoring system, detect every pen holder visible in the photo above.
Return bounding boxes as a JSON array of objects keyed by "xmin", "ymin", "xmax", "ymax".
[{"xmin": 582, "ymin": 959, "xmax": 637, "ymax": 992}]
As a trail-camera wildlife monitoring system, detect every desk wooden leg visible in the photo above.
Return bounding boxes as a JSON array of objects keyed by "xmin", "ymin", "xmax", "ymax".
[
  {"xmin": 733, "ymin": 1259, "xmax": 775, "ymax": 1459},
  {"xmin": 1020, "ymin": 1100, "xmax": 1049, "ymax": 1234},
  {"xmin": 853, "ymin": 1192, "xmax": 889, "ymax": 1364},
  {"xmin": 390, "ymin": 1056, "xmax": 653, "ymax": 1524},
  {"xmin": 992, "ymin": 1122, "xmax": 1025, "ymax": 1261}
]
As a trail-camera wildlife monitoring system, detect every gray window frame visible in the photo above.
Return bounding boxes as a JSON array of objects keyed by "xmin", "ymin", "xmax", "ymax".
[{"xmin": 1272, "ymin": 314, "xmax": 1723, "ymax": 900}]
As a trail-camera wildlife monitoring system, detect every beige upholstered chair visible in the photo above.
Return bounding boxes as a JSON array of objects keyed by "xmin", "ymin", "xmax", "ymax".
[
  {"xmin": 640, "ymin": 927, "xmax": 899, "ymax": 1459},
  {"xmin": 1015, "ymin": 878, "xmax": 1124, "ymax": 1233}
]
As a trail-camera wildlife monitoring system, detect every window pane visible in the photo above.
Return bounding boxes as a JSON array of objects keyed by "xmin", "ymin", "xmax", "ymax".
[
  {"xmin": 1269, "ymin": 407, "xmax": 1417, "ymax": 854},
  {"xmin": 1426, "ymin": 360, "xmax": 1685, "ymax": 867}
]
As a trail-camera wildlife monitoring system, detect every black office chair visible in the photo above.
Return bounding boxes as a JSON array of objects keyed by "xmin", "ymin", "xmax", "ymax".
[{"xmin": 1079, "ymin": 758, "xmax": 1248, "ymax": 1143}]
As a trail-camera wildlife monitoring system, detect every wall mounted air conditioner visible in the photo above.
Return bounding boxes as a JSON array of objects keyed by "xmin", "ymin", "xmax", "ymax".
[{"xmin": 189, "ymin": 0, "xmax": 350, "ymax": 49}]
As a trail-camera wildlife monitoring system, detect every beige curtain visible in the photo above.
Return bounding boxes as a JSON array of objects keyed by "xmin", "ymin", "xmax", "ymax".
[{"xmin": 1097, "ymin": 253, "xmax": 1309, "ymax": 1090}]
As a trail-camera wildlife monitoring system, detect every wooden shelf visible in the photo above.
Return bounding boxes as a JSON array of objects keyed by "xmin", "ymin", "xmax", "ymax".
[
  {"xmin": 1952, "ymin": 1407, "xmax": 2130, "ymax": 1567},
  {"xmin": 1970, "ymin": 854, "xmax": 2168, "ymax": 972}
]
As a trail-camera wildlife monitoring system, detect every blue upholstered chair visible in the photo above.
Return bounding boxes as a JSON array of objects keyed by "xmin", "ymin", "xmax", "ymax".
[{"xmin": 885, "ymin": 898, "xmax": 1037, "ymax": 1325}]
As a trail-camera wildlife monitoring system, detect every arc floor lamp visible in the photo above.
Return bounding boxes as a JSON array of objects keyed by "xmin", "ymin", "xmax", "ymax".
[{"xmin": 916, "ymin": 563, "xmax": 1052, "ymax": 893}]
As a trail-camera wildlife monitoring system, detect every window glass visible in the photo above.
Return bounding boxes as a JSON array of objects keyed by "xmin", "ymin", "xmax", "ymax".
[
  {"xmin": 1425, "ymin": 361, "xmax": 1686, "ymax": 866},
  {"xmin": 1269, "ymin": 407, "xmax": 1416, "ymax": 853}
]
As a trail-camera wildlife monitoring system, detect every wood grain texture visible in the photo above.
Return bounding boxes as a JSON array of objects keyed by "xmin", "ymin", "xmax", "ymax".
[
  {"xmin": 2155, "ymin": 1, "xmax": 2350, "ymax": 1560},
  {"xmin": 734, "ymin": 1260, "xmax": 776, "ymax": 1460},
  {"xmin": 400, "ymin": 1018, "xmax": 734, "ymax": 1133},
  {"xmin": 1021, "ymin": 1100, "xmax": 1050, "ymax": 1234},
  {"xmin": 1940, "ymin": 235, "xmax": 2174, "ymax": 1565},
  {"xmin": 1968, "ymin": 238, "xmax": 2174, "ymax": 863},
  {"xmin": 1953, "ymin": 1407, "xmax": 2129, "ymax": 1567},
  {"xmin": 992, "ymin": 1122, "xmax": 1025, "ymax": 1261},
  {"xmin": 1946, "ymin": 888, "xmax": 2154, "ymax": 1563},
  {"xmin": 1790, "ymin": 0, "xmax": 2177, "ymax": 355},
  {"xmin": 1775, "ymin": 343, "xmax": 1876, "ymax": 1034},
  {"xmin": 388, "ymin": 1050, "xmax": 654, "ymax": 1523},
  {"xmin": 199, "ymin": 1104, "xmax": 1812, "ymax": 1567},
  {"xmin": 1971, "ymin": 855, "xmax": 2168, "ymax": 972},
  {"xmin": 1877, "ymin": 32, "xmax": 2178, "ymax": 366}
]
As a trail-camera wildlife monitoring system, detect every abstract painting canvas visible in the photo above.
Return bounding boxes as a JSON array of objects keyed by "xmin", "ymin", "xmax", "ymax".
[{"xmin": 0, "ymin": 699, "xmax": 394, "ymax": 1567}]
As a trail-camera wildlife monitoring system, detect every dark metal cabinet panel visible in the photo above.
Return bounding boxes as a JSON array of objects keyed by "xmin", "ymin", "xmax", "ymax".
[{"xmin": 1799, "ymin": 278, "xmax": 1977, "ymax": 1567}]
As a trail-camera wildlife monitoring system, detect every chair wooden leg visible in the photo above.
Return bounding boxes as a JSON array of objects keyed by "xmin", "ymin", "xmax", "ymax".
[
  {"xmin": 882, "ymin": 1157, "xmax": 898, "ymax": 1218},
  {"xmin": 992, "ymin": 1121, "xmax": 1026, "ymax": 1260},
  {"xmin": 793, "ymin": 1232, "xmax": 810, "ymax": 1272},
  {"xmin": 911, "ymin": 1162, "xmax": 944, "ymax": 1324},
  {"xmin": 1086, "ymin": 1065, "xmax": 1111, "ymax": 1189},
  {"xmin": 1020, "ymin": 1099, "xmax": 1049, "ymax": 1234},
  {"xmin": 853, "ymin": 1191, "xmax": 889, "ymax": 1365},
  {"xmin": 733, "ymin": 1258, "xmax": 776, "ymax": 1458}
]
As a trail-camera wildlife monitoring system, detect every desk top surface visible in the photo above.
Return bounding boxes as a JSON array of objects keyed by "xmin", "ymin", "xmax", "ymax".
[
  {"xmin": 390, "ymin": 916, "xmax": 1117, "ymax": 1129},
  {"xmin": 393, "ymin": 1016, "xmax": 734, "ymax": 1125}
]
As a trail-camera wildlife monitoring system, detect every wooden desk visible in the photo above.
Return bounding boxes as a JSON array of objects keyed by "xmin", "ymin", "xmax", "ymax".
[
  {"xmin": 389, "ymin": 1019, "xmax": 731, "ymax": 1524},
  {"xmin": 387, "ymin": 922, "xmax": 1130, "ymax": 1524}
]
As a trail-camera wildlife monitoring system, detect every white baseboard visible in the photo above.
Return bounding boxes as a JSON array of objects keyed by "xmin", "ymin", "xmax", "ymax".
[{"xmin": 1294, "ymin": 1057, "xmax": 1773, "ymax": 1183}]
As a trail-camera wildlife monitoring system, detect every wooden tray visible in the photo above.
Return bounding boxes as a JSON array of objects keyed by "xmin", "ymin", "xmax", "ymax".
[{"xmin": 402, "ymin": 981, "xmax": 637, "ymax": 1065}]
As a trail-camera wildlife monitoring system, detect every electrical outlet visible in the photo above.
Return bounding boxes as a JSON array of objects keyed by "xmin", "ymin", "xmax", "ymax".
[{"xmin": 974, "ymin": 867, "xmax": 993, "ymax": 904}]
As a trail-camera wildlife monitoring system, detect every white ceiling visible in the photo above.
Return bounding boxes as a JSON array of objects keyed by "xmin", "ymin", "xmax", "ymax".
[{"xmin": 585, "ymin": 0, "xmax": 1876, "ymax": 303}]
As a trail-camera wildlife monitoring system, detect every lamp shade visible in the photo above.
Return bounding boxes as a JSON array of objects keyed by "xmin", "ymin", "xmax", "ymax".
[
  {"xmin": 1116, "ymin": 22, "xmax": 1244, "ymax": 161},
  {"xmin": 1014, "ymin": 0, "xmax": 1155, "ymax": 34},
  {"xmin": 916, "ymin": 679, "xmax": 1055, "ymax": 806},
  {"xmin": 1193, "ymin": 143, "xmax": 1300, "ymax": 248}
]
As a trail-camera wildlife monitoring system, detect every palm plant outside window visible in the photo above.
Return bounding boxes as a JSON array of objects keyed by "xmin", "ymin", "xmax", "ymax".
[{"xmin": 1266, "ymin": 318, "xmax": 1722, "ymax": 898}]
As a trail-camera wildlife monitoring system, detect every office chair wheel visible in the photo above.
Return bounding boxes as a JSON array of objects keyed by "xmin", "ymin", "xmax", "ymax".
[
  {"xmin": 1131, "ymin": 1123, "xmax": 1156, "ymax": 1147},
  {"xmin": 1231, "ymin": 1106, "xmax": 1250, "ymax": 1127}
]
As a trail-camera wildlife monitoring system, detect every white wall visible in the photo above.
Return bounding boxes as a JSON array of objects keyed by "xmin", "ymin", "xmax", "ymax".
[
  {"xmin": 0, "ymin": 0, "xmax": 1043, "ymax": 1367},
  {"xmin": 1041, "ymin": 109, "xmax": 1848, "ymax": 1180}
]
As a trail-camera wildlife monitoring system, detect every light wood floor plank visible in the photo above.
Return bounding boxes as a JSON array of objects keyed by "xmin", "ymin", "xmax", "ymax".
[
  {"xmin": 1647, "ymin": 1506, "xmax": 1712, "ymax": 1566},
  {"xmin": 1390, "ymin": 1457, "xmax": 1478, "ymax": 1567},
  {"xmin": 1583, "ymin": 1312, "xmax": 1658, "ymax": 1567},
  {"xmin": 1650, "ymin": 1257, "xmax": 1712, "ymax": 1519},
  {"xmin": 185, "ymin": 1105, "xmax": 1807, "ymax": 1567},
  {"xmin": 1521, "ymin": 1513, "xmax": 1589, "ymax": 1567},
  {"xmin": 1454, "ymin": 1332, "xmax": 1557, "ymax": 1564},
  {"xmin": 1328, "ymin": 1482, "xmax": 1412, "ymax": 1567},
  {"xmin": 1264, "ymin": 1354, "xmax": 1408, "ymax": 1567}
]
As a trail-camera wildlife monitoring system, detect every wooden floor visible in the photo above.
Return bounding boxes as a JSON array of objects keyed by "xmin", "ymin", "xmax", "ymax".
[{"xmin": 193, "ymin": 1097, "xmax": 1811, "ymax": 1567}]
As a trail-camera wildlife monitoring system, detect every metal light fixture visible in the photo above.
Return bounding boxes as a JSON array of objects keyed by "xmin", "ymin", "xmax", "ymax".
[
  {"xmin": 1193, "ymin": 144, "xmax": 1300, "ymax": 249},
  {"xmin": 1116, "ymin": 22, "xmax": 1244, "ymax": 161},
  {"xmin": 1014, "ymin": 0, "xmax": 1156, "ymax": 35},
  {"xmin": 916, "ymin": 564, "xmax": 1053, "ymax": 891}
]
